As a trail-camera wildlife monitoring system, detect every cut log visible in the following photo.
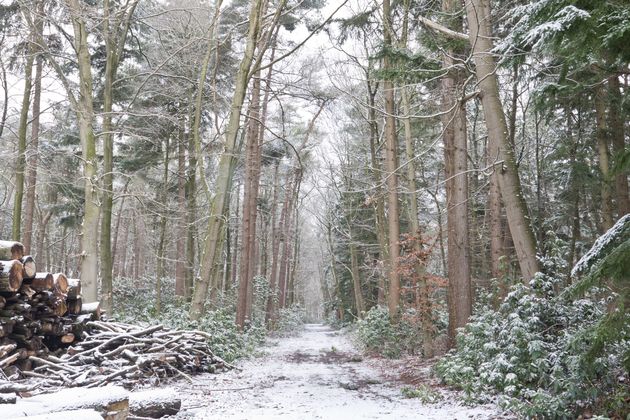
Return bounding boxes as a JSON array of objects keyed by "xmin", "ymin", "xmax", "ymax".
[
  {"xmin": 66, "ymin": 297, "xmax": 82, "ymax": 315},
  {"xmin": 52, "ymin": 273, "xmax": 68, "ymax": 295},
  {"xmin": 4, "ymin": 409, "xmax": 103, "ymax": 419},
  {"xmin": 66, "ymin": 278, "xmax": 81, "ymax": 299},
  {"xmin": 26, "ymin": 273, "xmax": 54, "ymax": 291},
  {"xmin": 20, "ymin": 256, "xmax": 36, "ymax": 279},
  {"xmin": 60, "ymin": 333, "xmax": 74, "ymax": 344},
  {"xmin": 129, "ymin": 388, "xmax": 182, "ymax": 418},
  {"xmin": 0, "ymin": 241, "xmax": 25, "ymax": 261},
  {"xmin": 80, "ymin": 302, "xmax": 101, "ymax": 320},
  {"xmin": 0, "ymin": 385, "xmax": 129, "ymax": 419},
  {"xmin": 0, "ymin": 261, "xmax": 24, "ymax": 292}
]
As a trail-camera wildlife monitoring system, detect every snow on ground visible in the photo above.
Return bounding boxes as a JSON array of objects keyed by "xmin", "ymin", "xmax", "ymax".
[{"xmin": 170, "ymin": 324, "xmax": 505, "ymax": 419}]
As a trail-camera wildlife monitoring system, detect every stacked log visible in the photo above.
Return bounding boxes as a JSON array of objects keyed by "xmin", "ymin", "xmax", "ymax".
[
  {"xmin": 0, "ymin": 241, "xmax": 99, "ymax": 380},
  {"xmin": 0, "ymin": 239, "xmax": 229, "ymax": 418}
]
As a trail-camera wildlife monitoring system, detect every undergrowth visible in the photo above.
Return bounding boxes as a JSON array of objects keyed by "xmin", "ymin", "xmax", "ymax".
[
  {"xmin": 111, "ymin": 276, "xmax": 303, "ymax": 362},
  {"xmin": 435, "ymin": 274, "xmax": 629, "ymax": 418}
]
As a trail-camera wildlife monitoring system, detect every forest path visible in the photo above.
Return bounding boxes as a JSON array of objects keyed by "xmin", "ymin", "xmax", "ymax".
[{"xmin": 172, "ymin": 324, "xmax": 500, "ymax": 419}]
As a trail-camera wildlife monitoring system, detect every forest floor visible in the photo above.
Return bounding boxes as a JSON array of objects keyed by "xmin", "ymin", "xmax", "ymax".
[{"xmin": 169, "ymin": 323, "xmax": 506, "ymax": 419}]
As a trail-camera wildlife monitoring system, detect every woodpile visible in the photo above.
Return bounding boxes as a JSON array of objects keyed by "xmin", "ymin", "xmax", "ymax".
[
  {"xmin": 0, "ymin": 240, "xmax": 231, "ymax": 418},
  {"xmin": 0, "ymin": 241, "xmax": 93, "ymax": 373}
]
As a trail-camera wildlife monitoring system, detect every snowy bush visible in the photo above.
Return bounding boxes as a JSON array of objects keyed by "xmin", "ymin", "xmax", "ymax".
[
  {"xmin": 435, "ymin": 273, "xmax": 629, "ymax": 417},
  {"xmin": 355, "ymin": 306, "xmax": 425, "ymax": 358},
  {"xmin": 272, "ymin": 304, "xmax": 306, "ymax": 337},
  {"xmin": 112, "ymin": 276, "xmax": 265, "ymax": 362}
]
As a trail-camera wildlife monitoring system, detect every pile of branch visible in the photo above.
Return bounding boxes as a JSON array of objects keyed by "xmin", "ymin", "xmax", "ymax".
[
  {"xmin": 1, "ymin": 240, "xmax": 231, "ymax": 399},
  {"xmin": 25, "ymin": 321, "xmax": 229, "ymax": 389}
]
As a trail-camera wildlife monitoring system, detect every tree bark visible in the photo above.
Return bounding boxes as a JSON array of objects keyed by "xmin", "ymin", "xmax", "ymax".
[
  {"xmin": 66, "ymin": 0, "xmax": 100, "ymax": 302},
  {"xmin": 190, "ymin": 0, "xmax": 264, "ymax": 320},
  {"xmin": 382, "ymin": 0, "xmax": 401, "ymax": 318},
  {"xmin": 441, "ymin": 0, "xmax": 472, "ymax": 346},
  {"xmin": 236, "ymin": 74, "xmax": 262, "ymax": 328},
  {"xmin": 366, "ymin": 79, "xmax": 388, "ymax": 305},
  {"xmin": 594, "ymin": 85, "xmax": 614, "ymax": 230},
  {"xmin": 156, "ymin": 136, "xmax": 170, "ymax": 314},
  {"xmin": 175, "ymin": 123, "xmax": 187, "ymax": 296},
  {"xmin": 400, "ymin": 0, "xmax": 433, "ymax": 356},
  {"xmin": 12, "ymin": 17, "xmax": 35, "ymax": 241},
  {"xmin": 23, "ymin": 1, "xmax": 45, "ymax": 253},
  {"xmin": 608, "ymin": 75, "xmax": 630, "ymax": 217},
  {"xmin": 464, "ymin": 0, "xmax": 539, "ymax": 281}
]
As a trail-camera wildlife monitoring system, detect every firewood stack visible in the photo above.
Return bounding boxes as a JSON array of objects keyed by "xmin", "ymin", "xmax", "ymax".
[
  {"xmin": 0, "ymin": 240, "xmax": 96, "ymax": 377},
  {"xmin": 0, "ymin": 239, "xmax": 231, "ymax": 413}
]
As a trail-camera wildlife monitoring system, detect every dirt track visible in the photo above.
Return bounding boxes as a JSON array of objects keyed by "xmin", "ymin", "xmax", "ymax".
[{"xmin": 172, "ymin": 323, "xmax": 500, "ymax": 419}]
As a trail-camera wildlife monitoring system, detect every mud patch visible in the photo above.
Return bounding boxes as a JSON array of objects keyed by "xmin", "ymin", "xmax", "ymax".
[{"xmin": 286, "ymin": 349, "xmax": 363, "ymax": 364}]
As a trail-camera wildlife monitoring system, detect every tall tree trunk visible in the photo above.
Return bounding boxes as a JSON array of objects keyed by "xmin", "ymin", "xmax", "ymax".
[
  {"xmin": 608, "ymin": 75, "xmax": 630, "ymax": 216},
  {"xmin": 382, "ymin": 0, "xmax": 401, "ymax": 317},
  {"xmin": 23, "ymin": 55, "xmax": 42, "ymax": 253},
  {"xmin": 23, "ymin": 0, "xmax": 44, "ymax": 253},
  {"xmin": 278, "ymin": 172, "xmax": 300, "ymax": 311},
  {"xmin": 155, "ymin": 137, "xmax": 170, "ymax": 314},
  {"xmin": 367, "ymin": 80, "xmax": 388, "ymax": 305},
  {"xmin": 0, "ymin": 53, "xmax": 8, "ymax": 140},
  {"xmin": 237, "ymin": 74, "xmax": 262, "ymax": 328},
  {"xmin": 175, "ymin": 124, "xmax": 187, "ymax": 296},
  {"xmin": 185, "ymin": 127, "xmax": 197, "ymax": 300},
  {"xmin": 594, "ymin": 85, "xmax": 614, "ymax": 230},
  {"xmin": 112, "ymin": 179, "xmax": 129, "ymax": 278},
  {"xmin": 400, "ymin": 0, "xmax": 433, "ymax": 356},
  {"xmin": 12, "ymin": 28, "xmax": 35, "ymax": 241},
  {"xmin": 265, "ymin": 163, "xmax": 282, "ymax": 324},
  {"xmin": 190, "ymin": 0, "xmax": 264, "ymax": 320},
  {"xmin": 349, "ymin": 237, "xmax": 364, "ymax": 316},
  {"xmin": 67, "ymin": 0, "xmax": 99, "ymax": 301},
  {"xmin": 464, "ymin": 0, "xmax": 539, "ymax": 281},
  {"xmin": 442, "ymin": 0, "xmax": 472, "ymax": 346}
]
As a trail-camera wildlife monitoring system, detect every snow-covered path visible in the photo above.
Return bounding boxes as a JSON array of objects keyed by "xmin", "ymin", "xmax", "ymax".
[{"xmin": 173, "ymin": 324, "xmax": 501, "ymax": 419}]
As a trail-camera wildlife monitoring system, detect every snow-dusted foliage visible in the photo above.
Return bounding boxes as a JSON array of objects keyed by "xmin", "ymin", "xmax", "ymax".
[
  {"xmin": 435, "ymin": 274, "xmax": 629, "ymax": 418},
  {"xmin": 571, "ymin": 213, "xmax": 630, "ymax": 277},
  {"xmin": 355, "ymin": 306, "xmax": 431, "ymax": 358}
]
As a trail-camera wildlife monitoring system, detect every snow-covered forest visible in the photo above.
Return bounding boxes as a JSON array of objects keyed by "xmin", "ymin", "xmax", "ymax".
[{"xmin": 0, "ymin": 0, "xmax": 628, "ymax": 418}]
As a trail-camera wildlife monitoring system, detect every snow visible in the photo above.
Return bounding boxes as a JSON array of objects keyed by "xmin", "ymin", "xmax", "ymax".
[
  {"xmin": 1, "ymin": 385, "xmax": 128, "ymax": 418},
  {"xmin": 169, "ymin": 324, "xmax": 503, "ymax": 419},
  {"xmin": 6, "ymin": 409, "xmax": 103, "ymax": 420},
  {"xmin": 571, "ymin": 213, "xmax": 630, "ymax": 277}
]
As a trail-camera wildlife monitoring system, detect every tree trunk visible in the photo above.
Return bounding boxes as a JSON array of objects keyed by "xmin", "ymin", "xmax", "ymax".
[
  {"xmin": 399, "ymin": 0, "xmax": 433, "ymax": 356},
  {"xmin": 367, "ymin": 80, "xmax": 388, "ymax": 306},
  {"xmin": 594, "ymin": 85, "xmax": 614, "ymax": 230},
  {"xmin": 12, "ymin": 25, "xmax": 35, "ymax": 241},
  {"xmin": 441, "ymin": 0, "xmax": 472, "ymax": 346},
  {"xmin": 67, "ymin": 0, "xmax": 100, "ymax": 302},
  {"xmin": 237, "ymin": 74, "xmax": 262, "ymax": 328},
  {"xmin": 190, "ymin": 0, "xmax": 264, "ymax": 320},
  {"xmin": 464, "ymin": 0, "xmax": 539, "ymax": 281},
  {"xmin": 349, "ymin": 238, "xmax": 364, "ymax": 316},
  {"xmin": 265, "ymin": 163, "xmax": 282, "ymax": 324},
  {"xmin": 156, "ymin": 137, "xmax": 170, "ymax": 314},
  {"xmin": 608, "ymin": 75, "xmax": 630, "ymax": 216},
  {"xmin": 176, "ymin": 124, "xmax": 187, "ymax": 296},
  {"xmin": 23, "ymin": 1, "xmax": 44, "ymax": 253},
  {"xmin": 382, "ymin": 0, "xmax": 401, "ymax": 318}
]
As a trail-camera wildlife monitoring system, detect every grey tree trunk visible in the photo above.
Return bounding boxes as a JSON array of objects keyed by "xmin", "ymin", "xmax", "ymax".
[
  {"xmin": 464, "ymin": 0, "xmax": 539, "ymax": 281},
  {"xmin": 594, "ymin": 85, "xmax": 614, "ymax": 230},
  {"xmin": 382, "ymin": 0, "xmax": 401, "ymax": 318},
  {"xmin": 190, "ymin": 0, "xmax": 264, "ymax": 320}
]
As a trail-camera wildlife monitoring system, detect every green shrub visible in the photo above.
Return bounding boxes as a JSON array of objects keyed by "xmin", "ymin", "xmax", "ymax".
[
  {"xmin": 401, "ymin": 384, "xmax": 442, "ymax": 403},
  {"xmin": 274, "ymin": 304, "xmax": 307, "ymax": 337},
  {"xmin": 111, "ymin": 277, "xmax": 265, "ymax": 362},
  {"xmin": 435, "ymin": 273, "xmax": 629, "ymax": 418},
  {"xmin": 355, "ymin": 306, "xmax": 427, "ymax": 358}
]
